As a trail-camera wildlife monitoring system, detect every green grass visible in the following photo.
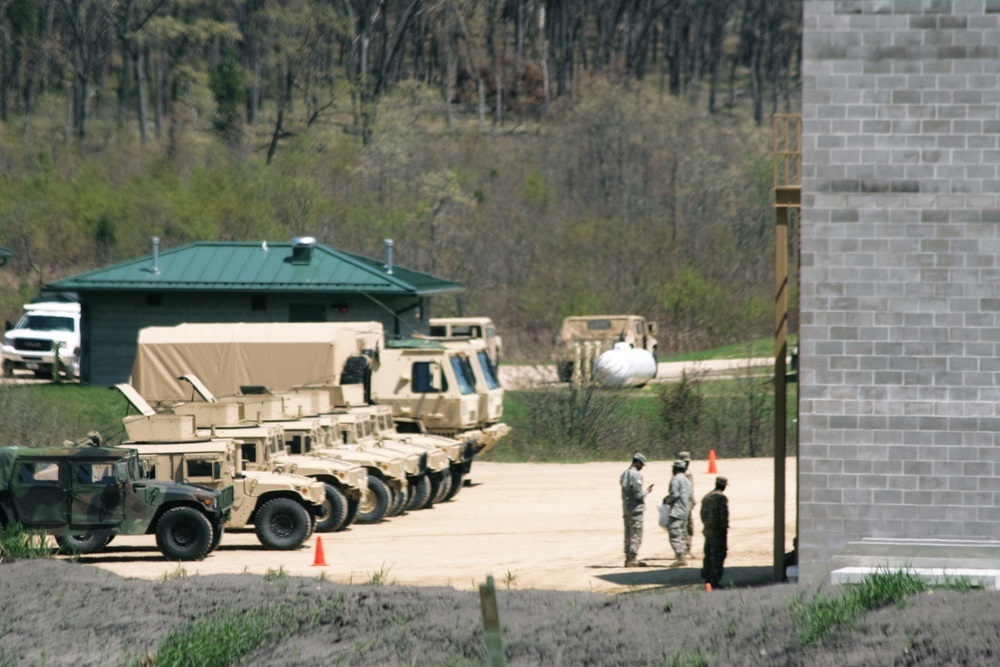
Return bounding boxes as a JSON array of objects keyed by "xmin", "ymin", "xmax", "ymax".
[
  {"xmin": 146, "ymin": 597, "xmax": 344, "ymax": 667},
  {"xmin": 0, "ymin": 383, "xmax": 126, "ymax": 446},
  {"xmin": 0, "ymin": 523, "xmax": 51, "ymax": 562}
]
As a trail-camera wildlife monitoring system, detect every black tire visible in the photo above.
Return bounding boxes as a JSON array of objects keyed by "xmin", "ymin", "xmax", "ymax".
[
  {"xmin": 314, "ymin": 484, "xmax": 349, "ymax": 533},
  {"xmin": 385, "ymin": 484, "xmax": 406, "ymax": 517},
  {"xmin": 341, "ymin": 497, "xmax": 360, "ymax": 530},
  {"xmin": 55, "ymin": 530, "xmax": 113, "ymax": 555},
  {"xmin": 208, "ymin": 522, "xmax": 224, "ymax": 553},
  {"xmin": 355, "ymin": 475, "xmax": 390, "ymax": 524},
  {"xmin": 254, "ymin": 497, "xmax": 311, "ymax": 550},
  {"xmin": 431, "ymin": 470, "xmax": 453, "ymax": 505},
  {"xmin": 444, "ymin": 469, "xmax": 464, "ymax": 501},
  {"xmin": 155, "ymin": 507, "xmax": 214, "ymax": 561},
  {"xmin": 340, "ymin": 356, "xmax": 369, "ymax": 384},
  {"xmin": 2, "ymin": 360, "xmax": 13, "ymax": 378},
  {"xmin": 407, "ymin": 474, "xmax": 433, "ymax": 510},
  {"xmin": 556, "ymin": 361, "xmax": 574, "ymax": 383}
]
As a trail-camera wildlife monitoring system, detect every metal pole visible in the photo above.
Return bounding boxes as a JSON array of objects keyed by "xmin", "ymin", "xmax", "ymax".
[{"xmin": 774, "ymin": 207, "xmax": 788, "ymax": 583}]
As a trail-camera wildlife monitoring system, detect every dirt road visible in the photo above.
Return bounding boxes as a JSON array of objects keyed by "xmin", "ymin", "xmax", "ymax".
[{"xmin": 80, "ymin": 457, "xmax": 796, "ymax": 593}]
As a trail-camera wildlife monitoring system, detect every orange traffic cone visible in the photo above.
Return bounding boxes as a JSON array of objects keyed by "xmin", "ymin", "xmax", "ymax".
[
  {"xmin": 708, "ymin": 450, "xmax": 718, "ymax": 474},
  {"xmin": 312, "ymin": 536, "xmax": 327, "ymax": 567},
  {"xmin": 705, "ymin": 583, "xmax": 712, "ymax": 592}
]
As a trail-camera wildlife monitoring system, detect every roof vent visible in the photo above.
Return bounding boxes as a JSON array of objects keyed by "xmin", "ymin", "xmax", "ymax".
[
  {"xmin": 384, "ymin": 238, "xmax": 394, "ymax": 275},
  {"xmin": 291, "ymin": 236, "xmax": 316, "ymax": 265},
  {"xmin": 151, "ymin": 236, "xmax": 160, "ymax": 274}
]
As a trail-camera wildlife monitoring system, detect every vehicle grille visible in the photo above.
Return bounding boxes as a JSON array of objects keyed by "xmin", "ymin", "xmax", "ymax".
[
  {"xmin": 14, "ymin": 338, "xmax": 53, "ymax": 352},
  {"xmin": 219, "ymin": 485, "xmax": 235, "ymax": 510}
]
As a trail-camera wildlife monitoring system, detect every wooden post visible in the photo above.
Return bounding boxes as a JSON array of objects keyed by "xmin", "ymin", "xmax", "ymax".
[
  {"xmin": 479, "ymin": 575, "xmax": 504, "ymax": 666},
  {"xmin": 774, "ymin": 206, "xmax": 788, "ymax": 583}
]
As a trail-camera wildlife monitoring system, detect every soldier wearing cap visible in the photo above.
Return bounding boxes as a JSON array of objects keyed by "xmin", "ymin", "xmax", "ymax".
[
  {"xmin": 678, "ymin": 451, "xmax": 695, "ymax": 553},
  {"xmin": 620, "ymin": 453, "xmax": 654, "ymax": 567},
  {"xmin": 700, "ymin": 476, "xmax": 729, "ymax": 588},
  {"xmin": 663, "ymin": 459, "xmax": 693, "ymax": 565}
]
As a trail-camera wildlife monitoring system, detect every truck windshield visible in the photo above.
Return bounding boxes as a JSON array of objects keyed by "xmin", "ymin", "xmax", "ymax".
[
  {"xmin": 476, "ymin": 351, "xmax": 500, "ymax": 390},
  {"xmin": 450, "ymin": 356, "xmax": 476, "ymax": 395},
  {"xmin": 20, "ymin": 315, "xmax": 75, "ymax": 332}
]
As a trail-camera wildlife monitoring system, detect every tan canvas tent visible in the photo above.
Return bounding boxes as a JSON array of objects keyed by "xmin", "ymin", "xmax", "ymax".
[{"xmin": 131, "ymin": 322, "xmax": 384, "ymax": 403}]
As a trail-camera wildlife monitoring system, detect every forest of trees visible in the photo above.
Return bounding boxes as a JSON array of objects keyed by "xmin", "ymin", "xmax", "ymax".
[{"xmin": 0, "ymin": 0, "xmax": 803, "ymax": 359}]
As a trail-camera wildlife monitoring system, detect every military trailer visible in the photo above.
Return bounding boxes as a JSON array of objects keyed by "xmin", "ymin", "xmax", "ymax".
[
  {"xmin": 0, "ymin": 445, "xmax": 233, "ymax": 560},
  {"xmin": 171, "ymin": 381, "xmax": 368, "ymax": 533},
  {"xmin": 115, "ymin": 385, "xmax": 325, "ymax": 550},
  {"xmin": 556, "ymin": 315, "xmax": 659, "ymax": 383}
]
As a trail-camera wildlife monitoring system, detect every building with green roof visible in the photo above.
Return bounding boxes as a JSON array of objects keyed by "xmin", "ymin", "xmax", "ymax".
[{"xmin": 45, "ymin": 237, "xmax": 462, "ymax": 385}]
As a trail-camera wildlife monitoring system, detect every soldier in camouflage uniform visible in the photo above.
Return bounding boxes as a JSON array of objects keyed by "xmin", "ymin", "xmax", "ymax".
[
  {"xmin": 620, "ymin": 453, "xmax": 654, "ymax": 567},
  {"xmin": 663, "ymin": 460, "xmax": 693, "ymax": 565},
  {"xmin": 700, "ymin": 476, "xmax": 729, "ymax": 588},
  {"xmin": 678, "ymin": 451, "xmax": 694, "ymax": 553}
]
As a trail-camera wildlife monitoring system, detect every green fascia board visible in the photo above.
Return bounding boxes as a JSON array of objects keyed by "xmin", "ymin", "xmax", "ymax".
[{"xmin": 45, "ymin": 241, "xmax": 462, "ymax": 295}]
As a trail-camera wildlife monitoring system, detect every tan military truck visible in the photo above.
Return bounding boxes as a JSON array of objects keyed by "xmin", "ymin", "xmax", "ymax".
[
  {"xmin": 556, "ymin": 315, "xmax": 659, "ymax": 383},
  {"xmin": 426, "ymin": 316, "xmax": 502, "ymax": 368},
  {"xmin": 115, "ymin": 385, "xmax": 325, "ymax": 550}
]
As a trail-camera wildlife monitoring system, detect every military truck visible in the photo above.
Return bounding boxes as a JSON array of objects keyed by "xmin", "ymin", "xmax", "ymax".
[
  {"xmin": 171, "ymin": 378, "xmax": 368, "ymax": 533},
  {"xmin": 426, "ymin": 317, "xmax": 502, "ymax": 368},
  {"xmin": 556, "ymin": 315, "xmax": 659, "ymax": 383},
  {"xmin": 0, "ymin": 444, "xmax": 233, "ymax": 560},
  {"xmin": 114, "ymin": 385, "xmax": 325, "ymax": 550}
]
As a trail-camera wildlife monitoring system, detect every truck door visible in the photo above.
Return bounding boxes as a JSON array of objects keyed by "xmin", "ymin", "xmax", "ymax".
[
  {"xmin": 69, "ymin": 460, "xmax": 127, "ymax": 527},
  {"xmin": 11, "ymin": 459, "xmax": 68, "ymax": 526}
]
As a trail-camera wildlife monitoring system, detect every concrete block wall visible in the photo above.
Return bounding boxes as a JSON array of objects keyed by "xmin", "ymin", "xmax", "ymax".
[{"xmin": 800, "ymin": 0, "xmax": 1000, "ymax": 581}]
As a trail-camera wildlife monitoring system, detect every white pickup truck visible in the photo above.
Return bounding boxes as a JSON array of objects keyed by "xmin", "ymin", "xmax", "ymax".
[{"xmin": 2, "ymin": 300, "xmax": 81, "ymax": 380}]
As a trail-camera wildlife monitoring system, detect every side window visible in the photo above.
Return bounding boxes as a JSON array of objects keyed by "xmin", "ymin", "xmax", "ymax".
[
  {"xmin": 412, "ymin": 362, "xmax": 446, "ymax": 393},
  {"xmin": 185, "ymin": 458, "xmax": 217, "ymax": 480},
  {"xmin": 18, "ymin": 461, "xmax": 61, "ymax": 485},
  {"xmin": 73, "ymin": 462, "xmax": 117, "ymax": 485},
  {"xmin": 287, "ymin": 434, "xmax": 303, "ymax": 454},
  {"xmin": 241, "ymin": 443, "xmax": 257, "ymax": 464}
]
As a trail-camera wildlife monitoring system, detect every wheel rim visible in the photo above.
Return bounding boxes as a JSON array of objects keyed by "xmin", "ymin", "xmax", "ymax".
[
  {"xmin": 269, "ymin": 512, "xmax": 295, "ymax": 538},
  {"xmin": 317, "ymin": 498, "xmax": 332, "ymax": 522},
  {"xmin": 359, "ymin": 488, "xmax": 376, "ymax": 514},
  {"xmin": 172, "ymin": 521, "xmax": 197, "ymax": 548}
]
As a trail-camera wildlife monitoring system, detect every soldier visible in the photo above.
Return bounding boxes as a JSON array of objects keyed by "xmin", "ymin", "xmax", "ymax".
[
  {"xmin": 620, "ymin": 453, "xmax": 654, "ymax": 567},
  {"xmin": 700, "ymin": 476, "xmax": 729, "ymax": 588},
  {"xmin": 678, "ymin": 451, "xmax": 695, "ymax": 553},
  {"xmin": 663, "ymin": 460, "xmax": 693, "ymax": 565}
]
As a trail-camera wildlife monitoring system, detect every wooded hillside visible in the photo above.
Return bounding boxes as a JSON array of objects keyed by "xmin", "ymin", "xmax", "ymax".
[{"xmin": 0, "ymin": 1, "xmax": 802, "ymax": 359}]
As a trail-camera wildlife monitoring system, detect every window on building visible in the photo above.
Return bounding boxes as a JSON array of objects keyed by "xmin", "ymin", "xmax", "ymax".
[
  {"xmin": 251, "ymin": 295, "xmax": 267, "ymax": 311},
  {"xmin": 289, "ymin": 304, "xmax": 326, "ymax": 322},
  {"xmin": 147, "ymin": 294, "xmax": 163, "ymax": 307}
]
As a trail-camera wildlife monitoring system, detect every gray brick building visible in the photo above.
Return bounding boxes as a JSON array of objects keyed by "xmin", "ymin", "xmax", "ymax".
[
  {"xmin": 801, "ymin": 0, "xmax": 1000, "ymax": 582},
  {"xmin": 46, "ymin": 238, "xmax": 461, "ymax": 387}
]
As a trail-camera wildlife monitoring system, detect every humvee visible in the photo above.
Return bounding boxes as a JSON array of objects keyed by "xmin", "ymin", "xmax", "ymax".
[
  {"xmin": 556, "ymin": 315, "xmax": 659, "ymax": 383},
  {"xmin": 115, "ymin": 385, "xmax": 325, "ymax": 551},
  {"xmin": 0, "ymin": 445, "xmax": 233, "ymax": 560}
]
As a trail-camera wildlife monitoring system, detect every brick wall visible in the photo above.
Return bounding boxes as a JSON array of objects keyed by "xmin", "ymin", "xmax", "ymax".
[{"xmin": 800, "ymin": 0, "xmax": 1000, "ymax": 581}]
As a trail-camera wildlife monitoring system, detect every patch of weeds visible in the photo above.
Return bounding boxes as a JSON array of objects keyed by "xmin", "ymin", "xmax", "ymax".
[
  {"xmin": 367, "ymin": 563, "xmax": 391, "ymax": 585},
  {"xmin": 0, "ymin": 523, "xmax": 50, "ymax": 561},
  {"xmin": 716, "ymin": 611, "xmax": 739, "ymax": 639},
  {"xmin": 160, "ymin": 564, "xmax": 187, "ymax": 581},
  {"xmin": 146, "ymin": 597, "xmax": 344, "ymax": 667},
  {"xmin": 263, "ymin": 566, "xmax": 288, "ymax": 581},
  {"xmin": 316, "ymin": 570, "xmax": 329, "ymax": 583},
  {"xmin": 662, "ymin": 648, "xmax": 708, "ymax": 667},
  {"xmin": 503, "ymin": 569, "xmax": 517, "ymax": 589},
  {"xmin": 797, "ymin": 568, "xmax": 926, "ymax": 644},
  {"xmin": 938, "ymin": 572, "xmax": 973, "ymax": 592}
]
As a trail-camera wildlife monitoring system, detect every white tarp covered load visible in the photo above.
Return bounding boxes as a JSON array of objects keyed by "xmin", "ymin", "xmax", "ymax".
[{"xmin": 131, "ymin": 322, "xmax": 384, "ymax": 403}]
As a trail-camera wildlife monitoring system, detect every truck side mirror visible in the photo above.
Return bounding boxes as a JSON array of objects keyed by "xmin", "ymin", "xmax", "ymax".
[{"xmin": 4, "ymin": 320, "xmax": 12, "ymax": 331}]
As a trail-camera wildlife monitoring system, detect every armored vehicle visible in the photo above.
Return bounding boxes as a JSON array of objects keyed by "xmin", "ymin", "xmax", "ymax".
[
  {"xmin": 426, "ymin": 316, "xmax": 502, "ymax": 368},
  {"xmin": 115, "ymin": 385, "xmax": 325, "ymax": 550},
  {"xmin": 0, "ymin": 445, "xmax": 233, "ymax": 560},
  {"xmin": 556, "ymin": 315, "xmax": 659, "ymax": 383},
  {"xmin": 171, "ymin": 378, "xmax": 368, "ymax": 533}
]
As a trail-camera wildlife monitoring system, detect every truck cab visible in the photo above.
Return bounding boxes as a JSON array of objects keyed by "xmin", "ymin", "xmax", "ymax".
[
  {"xmin": 556, "ymin": 315, "xmax": 659, "ymax": 383},
  {"xmin": 426, "ymin": 317, "xmax": 502, "ymax": 368},
  {"xmin": 2, "ymin": 300, "xmax": 81, "ymax": 380}
]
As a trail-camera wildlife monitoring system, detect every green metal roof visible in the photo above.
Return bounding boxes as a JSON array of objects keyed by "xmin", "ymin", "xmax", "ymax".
[{"xmin": 45, "ymin": 241, "xmax": 462, "ymax": 295}]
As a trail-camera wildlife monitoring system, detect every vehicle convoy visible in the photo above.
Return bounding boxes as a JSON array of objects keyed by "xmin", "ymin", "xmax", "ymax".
[
  {"xmin": 129, "ymin": 321, "xmax": 510, "ymax": 452},
  {"xmin": 114, "ymin": 384, "xmax": 326, "ymax": 550},
  {"xmin": 170, "ymin": 378, "xmax": 410, "ymax": 526},
  {"xmin": 556, "ymin": 315, "xmax": 660, "ymax": 383},
  {"xmin": 172, "ymin": 376, "xmax": 369, "ymax": 533},
  {"xmin": 2, "ymin": 298, "xmax": 81, "ymax": 380},
  {"xmin": 426, "ymin": 317, "xmax": 502, "ymax": 368},
  {"xmin": 0, "ymin": 444, "xmax": 233, "ymax": 560}
]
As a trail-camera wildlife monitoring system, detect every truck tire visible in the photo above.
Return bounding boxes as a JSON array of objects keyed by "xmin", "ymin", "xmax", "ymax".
[
  {"xmin": 254, "ymin": 498, "xmax": 311, "ymax": 550},
  {"xmin": 355, "ymin": 476, "xmax": 390, "ymax": 524},
  {"xmin": 315, "ymin": 484, "xmax": 348, "ymax": 533},
  {"xmin": 155, "ymin": 507, "xmax": 214, "ymax": 561},
  {"xmin": 2, "ymin": 360, "xmax": 13, "ymax": 378},
  {"xmin": 557, "ymin": 361, "xmax": 574, "ymax": 383},
  {"xmin": 341, "ymin": 497, "xmax": 360, "ymax": 530},
  {"xmin": 430, "ymin": 470, "xmax": 452, "ymax": 505},
  {"xmin": 444, "ymin": 469, "xmax": 464, "ymax": 501},
  {"xmin": 406, "ymin": 474, "xmax": 432, "ymax": 510},
  {"xmin": 55, "ymin": 530, "xmax": 114, "ymax": 555},
  {"xmin": 208, "ymin": 521, "xmax": 224, "ymax": 553}
]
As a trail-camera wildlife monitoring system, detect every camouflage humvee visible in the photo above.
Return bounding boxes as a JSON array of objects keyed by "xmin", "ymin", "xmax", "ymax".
[
  {"xmin": 115, "ymin": 385, "xmax": 325, "ymax": 551},
  {"xmin": 0, "ymin": 445, "xmax": 233, "ymax": 560}
]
